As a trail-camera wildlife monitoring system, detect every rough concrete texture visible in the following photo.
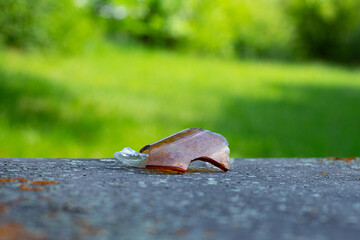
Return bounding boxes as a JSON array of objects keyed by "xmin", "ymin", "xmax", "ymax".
[{"xmin": 1, "ymin": 157, "xmax": 360, "ymax": 240}]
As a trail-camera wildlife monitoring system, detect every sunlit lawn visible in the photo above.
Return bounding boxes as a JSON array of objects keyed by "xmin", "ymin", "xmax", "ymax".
[{"xmin": 1, "ymin": 44, "xmax": 359, "ymax": 158}]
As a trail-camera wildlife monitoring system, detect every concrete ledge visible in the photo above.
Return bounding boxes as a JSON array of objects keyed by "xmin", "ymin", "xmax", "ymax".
[{"xmin": 1, "ymin": 157, "xmax": 360, "ymax": 240}]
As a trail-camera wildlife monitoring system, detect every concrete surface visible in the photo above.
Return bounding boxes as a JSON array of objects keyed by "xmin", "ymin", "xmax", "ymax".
[{"xmin": 1, "ymin": 157, "xmax": 360, "ymax": 240}]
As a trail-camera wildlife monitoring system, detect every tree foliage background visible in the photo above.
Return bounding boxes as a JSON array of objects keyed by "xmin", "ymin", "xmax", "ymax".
[{"xmin": 1, "ymin": 0, "xmax": 360, "ymax": 63}]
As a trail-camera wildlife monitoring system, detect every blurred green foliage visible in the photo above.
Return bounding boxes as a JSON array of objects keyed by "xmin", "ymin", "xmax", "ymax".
[
  {"xmin": 0, "ymin": 0, "xmax": 97, "ymax": 53},
  {"xmin": 90, "ymin": 0, "xmax": 293, "ymax": 59},
  {"xmin": 287, "ymin": 0, "xmax": 360, "ymax": 62},
  {"xmin": 0, "ymin": 0, "xmax": 359, "ymax": 62},
  {"xmin": 89, "ymin": 0, "xmax": 360, "ymax": 62}
]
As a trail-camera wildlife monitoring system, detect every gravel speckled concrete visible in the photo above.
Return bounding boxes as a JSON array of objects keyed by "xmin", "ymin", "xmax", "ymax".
[{"xmin": 1, "ymin": 157, "xmax": 360, "ymax": 240}]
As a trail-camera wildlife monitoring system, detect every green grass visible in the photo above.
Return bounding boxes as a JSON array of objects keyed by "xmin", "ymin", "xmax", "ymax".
[{"xmin": 0, "ymin": 44, "xmax": 360, "ymax": 158}]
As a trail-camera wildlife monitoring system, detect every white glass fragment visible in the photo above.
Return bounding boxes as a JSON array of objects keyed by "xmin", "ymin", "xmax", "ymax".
[{"xmin": 113, "ymin": 147, "xmax": 148, "ymax": 167}]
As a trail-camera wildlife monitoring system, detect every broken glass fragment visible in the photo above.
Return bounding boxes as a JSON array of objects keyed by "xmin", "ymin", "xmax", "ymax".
[
  {"xmin": 113, "ymin": 147, "xmax": 148, "ymax": 167},
  {"xmin": 140, "ymin": 128, "xmax": 230, "ymax": 173}
]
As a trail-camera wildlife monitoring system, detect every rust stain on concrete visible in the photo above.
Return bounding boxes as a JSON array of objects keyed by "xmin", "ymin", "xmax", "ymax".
[
  {"xmin": 0, "ymin": 178, "xmax": 57, "ymax": 192},
  {"xmin": 327, "ymin": 157, "xmax": 357, "ymax": 163},
  {"xmin": 0, "ymin": 222, "xmax": 45, "ymax": 240},
  {"xmin": 32, "ymin": 181, "xmax": 58, "ymax": 185},
  {"xmin": 18, "ymin": 184, "xmax": 44, "ymax": 192},
  {"xmin": 0, "ymin": 205, "xmax": 9, "ymax": 212},
  {"xmin": 0, "ymin": 178, "xmax": 30, "ymax": 183},
  {"xmin": 76, "ymin": 220, "xmax": 103, "ymax": 237}
]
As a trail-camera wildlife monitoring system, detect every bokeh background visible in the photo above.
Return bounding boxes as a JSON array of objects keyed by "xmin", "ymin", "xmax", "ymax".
[{"xmin": 0, "ymin": 0, "xmax": 359, "ymax": 158}]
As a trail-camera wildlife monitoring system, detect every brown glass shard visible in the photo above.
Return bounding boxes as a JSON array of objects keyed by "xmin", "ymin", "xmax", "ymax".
[{"xmin": 140, "ymin": 128, "xmax": 230, "ymax": 173}]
